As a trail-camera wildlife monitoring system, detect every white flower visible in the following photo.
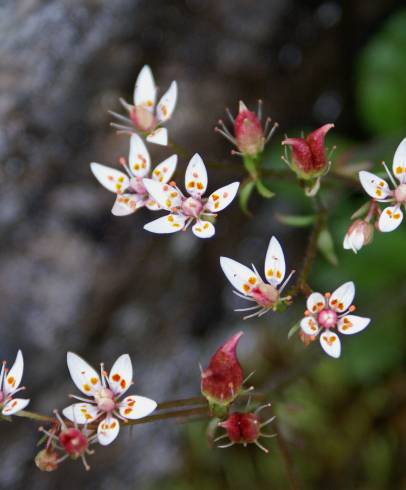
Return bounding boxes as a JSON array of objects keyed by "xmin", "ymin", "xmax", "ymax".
[
  {"xmin": 110, "ymin": 65, "xmax": 177, "ymax": 146},
  {"xmin": 343, "ymin": 219, "xmax": 374, "ymax": 253},
  {"xmin": 359, "ymin": 137, "xmax": 406, "ymax": 232},
  {"xmin": 220, "ymin": 236, "xmax": 295, "ymax": 319},
  {"xmin": 142, "ymin": 154, "xmax": 239, "ymax": 238},
  {"xmin": 63, "ymin": 353, "xmax": 157, "ymax": 446},
  {"xmin": 0, "ymin": 350, "xmax": 30, "ymax": 416},
  {"xmin": 90, "ymin": 134, "xmax": 177, "ymax": 216},
  {"xmin": 300, "ymin": 282, "xmax": 371, "ymax": 358}
]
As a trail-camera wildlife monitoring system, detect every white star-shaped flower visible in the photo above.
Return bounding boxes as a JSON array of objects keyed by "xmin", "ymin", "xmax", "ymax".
[{"xmin": 0, "ymin": 350, "xmax": 30, "ymax": 416}]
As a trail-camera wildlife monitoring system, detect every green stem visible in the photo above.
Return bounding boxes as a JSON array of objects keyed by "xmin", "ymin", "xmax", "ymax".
[{"xmin": 275, "ymin": 421, "xmax": 300, "ymax": 490}]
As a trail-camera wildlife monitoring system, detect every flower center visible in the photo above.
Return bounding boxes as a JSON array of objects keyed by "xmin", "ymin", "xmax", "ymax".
[
  {"xmin": 130, "ymin": 176, "xmax": 147, "ymax": 195},
  {"xmin": 94, "ymin": 387, "xmax": 116, "ymax": 413},
  {"xmin": 130, "ymin": 105, "xmax": 156, "ymax": 132},
  {"xmin": 251, "ymin": 283, "xmax": 279, "ymax": 308},
  {"xmin": 181, "ymin": 197, "xmax": 204, "ymax": 217},
  {"xmin": 59, "ymin": 428, "xmax": 89, "ymax": 456},
  {"xmin": 394, "ymin": 183, "xmax": 406, "ymax": 204},
  {"xmin": 317, "ymin": 308, "xmax": 338, "ymax": 329}
]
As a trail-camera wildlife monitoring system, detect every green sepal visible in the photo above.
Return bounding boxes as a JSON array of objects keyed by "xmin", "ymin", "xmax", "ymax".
[
  {"xmin": 255, "ymin": 179, "xmax": 275, "ymax": 198},
  {"xmin": 275, "ymin": 213, "xmax": 315, "ymax": 227},
  {"xmin": 288, "ymin": 322, "xmax": 301, "ymax": 339},
  {"xmin": 239, "ymin": 179, "xmax": 256, "ymax": 215},
  {"xmin": 317, "ymin": 226, "xmax": 338, "ymax": 266}
]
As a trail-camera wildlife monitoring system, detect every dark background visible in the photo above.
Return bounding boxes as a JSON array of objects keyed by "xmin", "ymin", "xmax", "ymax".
[{"xmin": 0, "ymin": 1, "xmax": 405, "ymax": 489}]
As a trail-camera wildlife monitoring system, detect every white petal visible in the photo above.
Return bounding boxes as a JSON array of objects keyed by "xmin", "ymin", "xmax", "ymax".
[
  {"xmin": 128, "ymin": 134, "xmax": 151, "ymax": 177},
  {"xmin": 62, "ymin": 403, "xmax": 99, "ymax": 424},
  {"xmin": 343, "ymin": 234, "xmax": 351, "ymax": 250},
  {"xmin": 2, "ymin": 398, "xmax": 30, "ymax": 416},
  {"xmin": 319, "ymin": 332, "xmax": 341, "ymax": 358},
  {"xmin": 157, "ymin": 81, "xmax": 177, "ymax": 122},
  {"xmin": 144, "ymin": 199, "xmax": 161, "ymax": 211},
  {"xmin": 142, "ymin": 179, "xmax": 182, "ymax": 211},
  {"xmin": 300, "ymin": 316, "xmax": 320, "ymax": 336},
  {"xmin": 119, "ymin": 395, "xmax": 157, "ymax": 420},
  {"xmin": 219, "ymin": 257, "xmax": 258, "ymax": 295},
  {"xmin": 329, "ymin": 281, "xmax": 355, "ymax": 313},
  {"xmin": 192, "ymin": 220, "xmax": 215, "ymax": 238},
  {"xmin": 143, "ymin": 214, "xmax": 187, "ymax": 234},
  {"xmin": 90, "ymin": 163, "xmax": 130, "ymax": 194},
  {"xmin": 205, "ymin": 182, "xmax": 240, "ymax": 213},
  {"xmin": 338, "ymin": 315, "xmax": 371, "ymax": 335},
  {"xmin": 378, "ymin": 205, "xmax": 403, "ymax": 232},
  {"xmin": 151, "ymin": 155, "xmax": 177, "ymax": 183},
  {"xmin": 66, "ymin": 352, "xmax": 102, "ymax": 396},
  {"xmin": 146, "ymin": 127, "xmax": 168, "ymax": 146},
  {"xmin": 392, "ymin": 137, "xmax": 406, "ymax": 184},
  {"xmin": 108, "ymin": 354, "xmax": 133, "ymax": 397},
  {"xmin": 97, "ymin": 415, "xmax": 120, "ymax": 446},
  {"xmin": 3, "ymin": 350, "xmax": 24, "ymax": 396},
  {"xmin": 133, "ymin": 65, "xmax": 157, "ymax": 110},
  {"xmin": 306, "ymin": 292, "xmax": 326, "ymax": 314},
  {"xmin": 111, "ymin": 194, "xmax": 144, "ymax": 216},
  {"xmin": 185, "ymin": 154, "xmax": 208, "ymax": 197},
  {"xmin": 264, "ymin": 236, "xmax": 286, "ymax": 286},
  {"xmin": 358, "ymin": 171, "xmax": 390, "ymax": 200}
]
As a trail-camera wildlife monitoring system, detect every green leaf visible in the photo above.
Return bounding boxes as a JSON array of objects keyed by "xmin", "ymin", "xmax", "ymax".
[
  {"xmin": 255, "ymin": 179, "xmax": 275, "ymax": 198},
  {"xmin": 351, "ymin": 201, "xmax": 370, "ymax": 220},
  {"xmin": 288, "ymin": 322, "xmax": 300, "ymax": 339},
  {"xmin": 275, "ymin": 213, "xmax": 315, "ymax": 227},
  {"xmin": 317, "ymin": 227, "xmax": 338, "ymax": 266},
  {"xmin": 239, "ymin": 180, "xmax": 255, "ymax": 215}
]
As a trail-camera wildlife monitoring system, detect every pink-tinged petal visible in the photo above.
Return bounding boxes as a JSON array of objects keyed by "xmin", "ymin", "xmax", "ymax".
[
  {"xmin": 90, "ymin": 163, "xmax": 130, "ymax": 194},
  {"xmin": 133, "ymin": 65, "xmax": 157, "ymax": 110},
  {"xmin": 306, "ymin": 123, "xmax": 334, "ymax": 171},
  {"xmin": 108, "ymin": 354, "xmax": 133, "ymax": 397},
  {"xmin": 319, "ymin": 331, "xmax": 341, "ymax": 358},
  {"xmin": 329, "ymin": 281, "xmax": 355, "ymax": 313},
  {"xmin": 62, "ymin": 403, "xmax": 99, "ymax": 424},
  {"xmin": 146, "ymin": 128, "xmax": 168, "ymax": 146},
  {"xmin": 3, "ymin": 350, "xmax": 24, "ymax": 396},
  {"xmin": 392, "ymin": 137, "xmax": 406, "ymax": 184},
  {"xmin": 157, "ymin": 81, "xmax": 177, "ymax": 122},
  {"xmin": 111, "ymin": 194, "xmax": 145, "ymax": 216},
  {"xmin": 185, "ymin": 154, "xmax": 208, "ymax": 197},
  {"xmin": 151, "ymin": 155, "xmax": 177, "ymax": 184},
  {"xmin": 119, "ymin": 395, "xmax": 157, "ymax": 420},
  {"xmin": 378, "ymin": 205, "xmax": 403, "ymax": 232},
  {"xmin": 142, "ymin": 179, "xmax": 182, "ymax": 211},
  {"xmin": 264, "ymin": 236, "xmax": 286, "ymax": 287},
  {"xmin": 97, "ymin": 415, "xmax": 120, "ymax": 446},
  {"xmin": 306, "ymin": 292, "xmax": 326, "ymax": 314},
  {"xmin": 205, "ymin": 182, "xmax": 240, "ymax": 213},
  {"xmin": 143, "ymin": 214, "xmax": 187, "ymax": 234},
  {"xmin": 358, "ymin": 171, "xmax": 390, "ymax": 200},
  {"xmin": 66, "ymin": 352, "xmax": 102, "ymax": 396},
  {"xmin": 282, "ymin": 137, "xmax": 313, "ymax": 173},
  {"xmin": 338, "ymin": 315, "xmax": 370, "ymax": 335},
  {"xmin": 2, "ymin": 398, "xmax": 30, "ymax": 416},
  {"xmin": 300, "ymin": 316, "xmax": 320, "ymax": 336},
  {"xmin": 128, "ymin": 134, "xmax": 151, "ymax": 178},
  {"xmin": 220, "ymin": 257, "xmax": 258, "ymax": 296},
  {"xmin": 192, "ymin": 220, "xmax": 215, "ymax": 238}
]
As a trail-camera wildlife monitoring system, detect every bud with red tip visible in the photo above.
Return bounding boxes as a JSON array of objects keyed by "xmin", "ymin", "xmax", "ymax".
[
  {"xmin": 201, "ymin": 332, "xmax": 245, "ymax": 412},
  {"xmin": 35, "ymin": 448, "xmax": 59, "ymax": 472},
  {"xmin": 343, "ymin": 219, "xmax": 374, "ymax": 254}
]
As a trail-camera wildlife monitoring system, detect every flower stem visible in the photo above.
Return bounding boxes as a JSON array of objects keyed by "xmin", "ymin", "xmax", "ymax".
[{"xmin": 275, "ymin": 421, "xmax": 300, "ymax": 490}]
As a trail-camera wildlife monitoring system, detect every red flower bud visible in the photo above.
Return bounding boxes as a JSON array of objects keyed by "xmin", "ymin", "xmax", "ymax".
[
  {"xmin": 59, "ymin": 428, "xmax": 89, "ymax": 457},
  {"xmin": 234, "ymin": 102, "xmax": 265, "ymax": 156},
  {"xmin": 201, "ymin": 332, "xmax": 244, "ymax": 407},
  {"xmin": 35, "ymin": 448, "xmax": 59, "ymax": 472},
  {"xmin": 220, "ymin": 412, "xmax": 260, "ymax": 443},
  {"xmin": 283, "ymin": 123, "xmax": 334, "ymax": 178}
]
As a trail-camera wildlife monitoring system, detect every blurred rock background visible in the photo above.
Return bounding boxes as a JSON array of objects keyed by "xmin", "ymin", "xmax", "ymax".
[{"xmin": 0, "ymin": 1, "xmax": 405, "ymax": 489}]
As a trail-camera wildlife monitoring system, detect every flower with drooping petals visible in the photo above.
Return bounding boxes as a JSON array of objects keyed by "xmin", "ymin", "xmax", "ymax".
[
  {"xmin": 110, "ymin": 65, "xmax": 177, "ymax": 146},
  {"xmin": 343, "ymin": 219, "xmax": 374, "ymax": 253},
  {"xmin": 90, "ymin": 134, "xmax": 177, "ymax": 216},
  {"xmin": 359, "ymin": 137, "xmax": 406, "ymax": 232},
  {"xmin": 0, "ymin": 350, "xmax": 30, "ymax": 416},
  {"xmin": 299, "ymin": 281, "xmax": 371, "ymax": 358},
  {"xmin": 220, "ymin": 236, "xmax": 295, "ymax": 319},
  {"xmin": 142, "ymin": 154, "xmax": 239, "ymax": 238},
  {"xmin": 63, "ymin": 353, "xmax": 157, "ymax": 446}
]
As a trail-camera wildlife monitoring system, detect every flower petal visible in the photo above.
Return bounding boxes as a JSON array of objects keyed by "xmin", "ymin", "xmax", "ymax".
[
  {"xmin": 378, "ymin": 205, "xmax": 403, "ymax": 232},
  {"xmin": 142, "ymin": 179, "xmax": 182, "ymax": 211},
  {"xmin": 143, "ymin": 214, "xmax": 187, "ymax": 234},
  {"xmin": 306, "ymin": 292, "xmax": 326, "ymax": 314},
  {"xmin": 128, "ymin": 134, "xmax": 151, "ymax": 177},
  {"xmin": 3, "ymin": 350, "xmax": 24, "ymax": 396},
  {"xmin": 264, "ymin": 236, "xmax": 286, "ymax": 286},
  {"xmin": 185, "ymin": 154, "xmax": 208, "ymax": 197},
  {"xmin": 329, "ymin": 281, "xmax": 355, "ymax": 313},
  {"xmin": 90, "ymin": 163, "xmax": 130, "ymax": 194},
  {"xmin": 97, "ymin": 415, "xmax": 120, "ymax": 446},
  {"xmin": 300, "ymin": 316, "xmax": 320, "ymax": 336},
  {"xmin": 358, "ymin": 171, "xmax": 390, "ymax": 200},
  {"xmin": 146, "ymin": 127, "xmax": 168, "ymax": 146},
  {"xmin": 66, "ymin": 352, "xmax": 102, "ymax": 396},
  {"xmin": 111, "ymin": 194, "xmax": 144, "ymax": 216},
  {"xmin": 144, "ymin": 199, "xmax": 161, "ymax": 211},
  {"xmin": 2, "ymin": 398, "xmax": 30, "ymax": 416},
  {"xmin": 151, "ymin": 155, "xmax": 178, "ymax": 184},
  {"xmin": 192, "ymin": 220, "xmax": 215, "ymax": 238},
  {"xmin": 108, "ymin": 354, "xmax": 133, "ymax": 397},
  {"xmin": 220, "ymin": 257, "xmax": 258, "ymax": 296},
  {"xmin": 319, "ymin": 331, "xmax": 341, "ymax": 358},
  {"xmin": 392, "ymin": 137, "xmax": 406, "ymax": 184},
  {"xmin": 338, "ymin": 315, "xmax": 371, "ymax": 335},
  {"xmin": 62, "ymin": 403, "xmax": 99, "ymax": 424},
  {"xmin": 205, "ymin": 182, "xmax": 240, "ymax": 213},
  {"xmin": 119, "ymin": 395, "xmax": 157, "ymax": 420},
  {"xmin": 157, "ymin": 81, "xmax": 177, "ymax": 122},
  {"xmin": 133, "ymin": 65, "xmax": 156, "ymax": 110}
]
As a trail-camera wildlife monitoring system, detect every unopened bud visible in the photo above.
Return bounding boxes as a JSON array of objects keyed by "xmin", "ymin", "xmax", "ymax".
[
  {"xmin": 219, "ymin": 412, "xmax": 260, "ymax": 443},
  {"xmin": 343, "ymin": 219, "xmax": 374, "ymax": 253},
  {"xmin": 234, "ymin": 102, "xmax": 265, "ymax": 157},
  {"xmin": 59, "ymin": 428, "xmax": 89, "ymax": 458}
]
